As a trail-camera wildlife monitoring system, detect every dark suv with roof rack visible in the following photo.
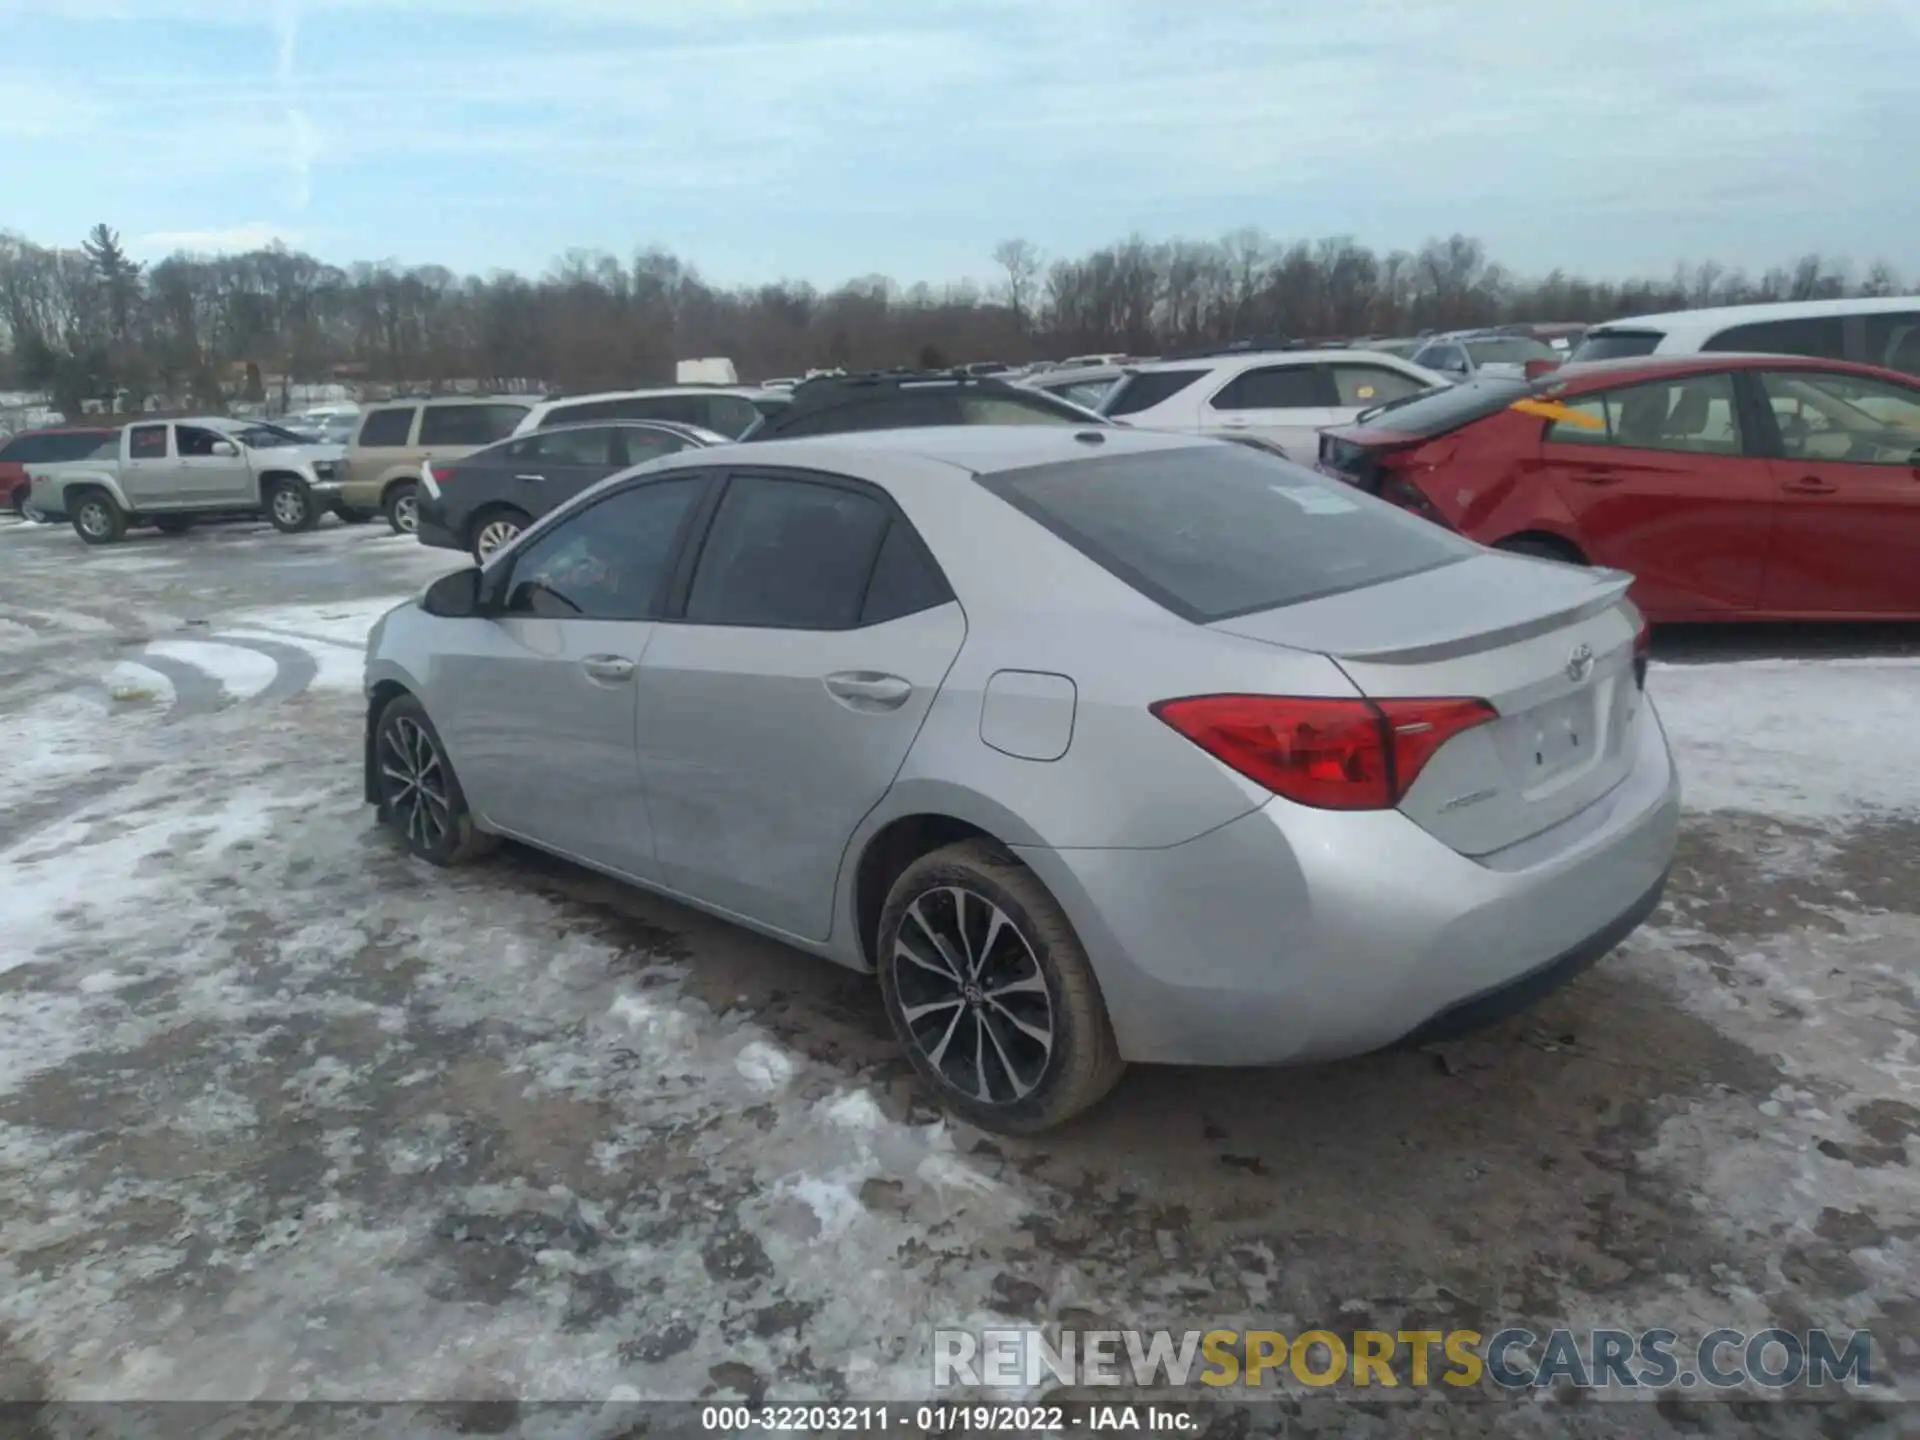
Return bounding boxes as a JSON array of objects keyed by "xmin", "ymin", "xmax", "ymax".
[{"xmin": 742, "ymin": 371, "xmax": 1108, "ymax": 440}]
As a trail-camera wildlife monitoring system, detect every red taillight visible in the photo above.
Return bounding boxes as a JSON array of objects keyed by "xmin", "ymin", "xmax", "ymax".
[
  {"xmin": 1151, "ymin": 694, "xmax": 1497, "ymax": 811},
  {"xmin": 1632, "ymin": 613, "xmax": 1652, "ymax": 689}
]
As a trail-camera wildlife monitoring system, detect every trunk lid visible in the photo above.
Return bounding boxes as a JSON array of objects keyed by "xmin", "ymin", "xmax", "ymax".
[{"xmin": 1211, "ymin": 553, "xmax": 1645, "ymax": 857}]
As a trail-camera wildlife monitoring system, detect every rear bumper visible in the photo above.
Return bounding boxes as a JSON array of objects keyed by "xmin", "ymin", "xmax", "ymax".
[
  {"xmin": 1015, "ymin": 701, "xmax": 1680, "ymax": 1066},
  {"xmin": 414, "ymin": 493, "xmax": 463, "ymax": 552}
]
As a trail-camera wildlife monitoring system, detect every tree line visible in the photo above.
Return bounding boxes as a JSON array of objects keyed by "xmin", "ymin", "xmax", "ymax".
[{"xmin": 0, "ymin": 224, "xmax": 1907, "ymax": 416}]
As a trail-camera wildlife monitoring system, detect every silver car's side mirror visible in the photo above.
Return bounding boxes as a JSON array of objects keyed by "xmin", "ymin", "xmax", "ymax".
[
  {"xmin": 212, "ymin": 440, "xmax": 239, "ymax": 457},
  {"xmin": 421, "ymin": 567, "xmax": 484, "ymax": 618}
]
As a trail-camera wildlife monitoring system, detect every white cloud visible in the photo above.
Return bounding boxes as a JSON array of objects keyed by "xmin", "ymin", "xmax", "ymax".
[{"xmin": 133, "ymin": 222, "xmax": 300, "ymax": 256}]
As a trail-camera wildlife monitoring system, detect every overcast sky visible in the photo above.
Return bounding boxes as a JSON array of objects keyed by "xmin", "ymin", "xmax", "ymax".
[{"xmin": 3, "ymin": 0, "xmax": 1916, "ymax": 288}]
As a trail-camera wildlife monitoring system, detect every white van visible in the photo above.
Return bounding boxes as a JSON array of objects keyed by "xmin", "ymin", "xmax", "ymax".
[{"xmin": 1570, "ymin": 296, "xmax": 1920, "ymax": 375}]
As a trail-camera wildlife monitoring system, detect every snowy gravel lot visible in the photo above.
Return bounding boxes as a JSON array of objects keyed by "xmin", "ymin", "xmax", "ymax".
[{"xmin": 1, "ymin": 514, "xmax": 1917, "ymax": 1436}]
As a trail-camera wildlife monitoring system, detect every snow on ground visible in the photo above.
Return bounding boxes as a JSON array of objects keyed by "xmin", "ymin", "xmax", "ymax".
[
  {"xmin": 1652, "ymin": 657, "xmax": 1920, "ymax": 824},
  {"xmin": 140, "ymin": 638, "xmax": 280, "ymax": 700},
  {"xmin": 1, "ymin": 516, "xmax": 1916, "ymax": 1427}
]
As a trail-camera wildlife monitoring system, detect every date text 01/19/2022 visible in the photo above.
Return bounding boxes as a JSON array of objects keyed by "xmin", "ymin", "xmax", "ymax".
[{"xmin": 697, "ymin": 1403, "xmax": 1193, "ymax": 1431}]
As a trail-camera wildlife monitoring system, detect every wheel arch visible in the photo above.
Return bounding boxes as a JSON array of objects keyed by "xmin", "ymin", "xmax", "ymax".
[
  {"xmin": 836, "ymin": 781, "xmax": 1047, "ymax": 971},
  {"xmin": 363, "ymin": 678, "xmax": 415, "ymax": 807}
]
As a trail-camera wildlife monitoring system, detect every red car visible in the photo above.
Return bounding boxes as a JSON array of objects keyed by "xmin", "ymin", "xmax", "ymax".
[
  {"xmin": 1318, "ymin": 353, "xmax": 1920, "ymax": 622},
  {"xmin": 0, "ymin": 426, "xmax": 121, "ymax": 518}
]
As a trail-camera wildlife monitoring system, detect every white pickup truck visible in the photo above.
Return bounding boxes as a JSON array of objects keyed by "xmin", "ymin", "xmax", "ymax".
[{"xmin": 27, "ymin": 416, "xmax": 351, "ymax": 544}]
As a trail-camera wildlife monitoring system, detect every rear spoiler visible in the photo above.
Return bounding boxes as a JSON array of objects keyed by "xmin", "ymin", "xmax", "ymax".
[{"xmin": 1329, "ymin": 569, "xmax": 1635, "ymax": 664}]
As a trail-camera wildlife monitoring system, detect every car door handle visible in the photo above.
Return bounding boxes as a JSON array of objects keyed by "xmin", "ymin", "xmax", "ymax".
[
  {"xmin": 1219, "ymin": 415, "xmax": 1250, "ymax": 429},
  {"xmin": 1782, "ymin": 476, "xmax": 1836, "ymax": 495},
  {"xmin": 1572, "ymin": 470, "xmax": 1623, "ymax": 486},
  {"xmin": 581, "ymin": 654, "xmax": 635, "ymax": 683},
  {"xmin": 823, "ymin": 671, "xmax": 912, "ymax": 709},
  {"xmin": 513, "ymin": 473, "xmax": 547, "ymax": 483}
]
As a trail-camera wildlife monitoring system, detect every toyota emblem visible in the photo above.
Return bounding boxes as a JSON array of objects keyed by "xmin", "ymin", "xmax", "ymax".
[{"xmin": 1565, "ymin": 642, "xmax": 1596, "ymax": 683}]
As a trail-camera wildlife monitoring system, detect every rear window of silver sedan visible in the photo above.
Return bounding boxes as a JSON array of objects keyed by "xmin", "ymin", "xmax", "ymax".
[{"xmin": 979, "ymin": 443, "xmax": 1473, "ymax": 623}]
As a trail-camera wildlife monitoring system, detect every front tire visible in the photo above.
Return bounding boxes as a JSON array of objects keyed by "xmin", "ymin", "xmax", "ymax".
[
  {"xmin": 266, "ymin": 479, "xmax": 320, "ymax": 533},
  {"xmin": 373, "ymin": 694, "xmax": 496, "ymax": 866},
  {"xmin": 385, "ymin": 482, "xmax": 420, "ymax": 536},
  {"xmin": 70, "ymin": 490, "xmax": 126, "ymax": 545},
  {"xmin": 878, "ymin": 839, "xmax": 1124, "ymax": 1134},
  {"xmin": 469, "ymin": 506, "xmax": 532, "ymax": 564}
]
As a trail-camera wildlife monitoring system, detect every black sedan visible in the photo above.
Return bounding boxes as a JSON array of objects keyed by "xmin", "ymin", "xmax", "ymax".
[{"xmin": 416, "ymin": 419, "xmax": 727, "ymax": 562}]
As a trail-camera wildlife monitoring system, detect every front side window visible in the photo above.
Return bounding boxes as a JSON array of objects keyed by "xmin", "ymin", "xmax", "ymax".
[
  {"xmin": 1329, "ymin": 365, "xmax": 1429, "ymax": 407},
  {"xmin": 684, "ymin": 476, "xmax": 892, "ymax": 629},
  {"xmin": 129, "ymin": 425, "xmax": 169, "ymax": 459},
  {"xmin": 1545, "ymin": 373, "xmax": 1744, "ymax": 455},
  {"xmin": 501, "ymin": 477, "xmax": 702, "ymax": 620},
  {"xmin": 1210, "ymin": 364, "xmax": 1331, "ymax": 411},
  {"xmin": 420, "ymin": 403, "xmax": 530, "ymax": 447},
  {"xmin": 357, "ymin": 407, "xmax": 416, "ymax": 447},
  {"xmin": 176, "ymin": 425, "xmax": 231, "ymax": 457},
  {"xmin": 1759, "ymin": 370, "xmax": 1920, "ymax": 465}
]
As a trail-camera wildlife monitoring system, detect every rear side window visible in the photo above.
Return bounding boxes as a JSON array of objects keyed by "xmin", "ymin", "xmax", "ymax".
[
  {"xmin": 615, "ymin": 429, "xmax": 689, "ymax": 467},
  {"xmin": 357, "ymin": 407, "xmax": 416, "ymax": 447},
  {"xmin": 695, "ymin": 394, "xmax": 761, "ymax": 437},
  {"xmin": 859, "ymin": 520, "xmax": 953, "ymax": 624},
  {"xmin": 1544, "ymin": 373, "xmax": 1743, "ymax": 455},
  {"xmin": 1569, "ymin": 330, "xmax": 1663, "ymax": 363},
  {"xmin": 685, "ymin": 476, "xmax": 892, "ymax": 629},
  {"xmin": 979, "ymin": 444, "xmax": 1473, "ymax": 623},
  {"xmin": 1103, "ymin": 369, "xmax": 1207, "ymax": 417},
  {"xmin": 1210, "ymin": 365, "xmax": 1331, "ymax": 410},
  {"xmin": 509, "ymin": 427, "xmax": 615, "ymax": 465},
  {"xmin": 129, "ymin": 425, "xmax": 169, "ymax": 458},
  {"xmin": 1701, "ymin": 316, "xmax": 1847, "ymax": 360},
  {"xmin": 420, "ymin": 403, "xmax": 529, "ymax": 446}
]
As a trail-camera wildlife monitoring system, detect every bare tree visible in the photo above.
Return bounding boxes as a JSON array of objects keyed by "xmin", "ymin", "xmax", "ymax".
[{"xmin": 991, "ymin": 238, "xmax": 1043, "ymax": 335}]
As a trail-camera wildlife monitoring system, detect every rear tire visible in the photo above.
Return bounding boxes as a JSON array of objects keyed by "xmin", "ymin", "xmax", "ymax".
[
  {"xmin": 373, "ymin": 694, "xmax": 497, "ymax": 866},
  {"xmin": 878, "ymin": 838, "xmax": 1124, "ymax": 1134},
  {"xmin": 469, "ymin": 506, "xmax": 533, "ymax": 564},
  {"xmin": 1496, "ymin": 534, "xmax": 1585, "ymax": 565},
  {"xmin": 8, "ymin": 485, "xmax": 28, "ymax": 519},
  {"xmin": 385, "ymin": 482, "xmax": 420, "ymax": 536},
  {"xmin": 70, "ymin": 490, "xmax": 126, "ymax": 545},
  {"xmin": 266, "ymin": 478, "xmax": 320, "ymax": 533}
]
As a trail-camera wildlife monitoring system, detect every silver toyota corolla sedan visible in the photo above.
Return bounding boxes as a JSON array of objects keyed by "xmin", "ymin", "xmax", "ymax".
[{"xmin": 363, "ymin": 426, "xmax": 1680, "ymax": 1133}]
